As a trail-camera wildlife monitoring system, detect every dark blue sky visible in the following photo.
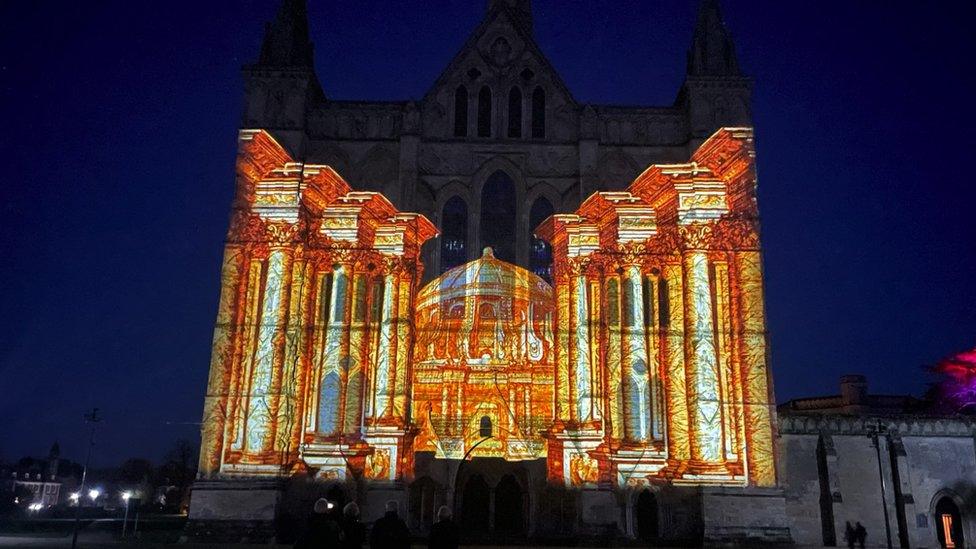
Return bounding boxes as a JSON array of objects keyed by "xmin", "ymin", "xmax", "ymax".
[{"xmin": 2, "ymin": 1, "xmax": 974, "ymax": 465}]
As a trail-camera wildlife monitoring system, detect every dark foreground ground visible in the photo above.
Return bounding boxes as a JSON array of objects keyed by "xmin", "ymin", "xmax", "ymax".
[{"xmin": 0, "ymin": 518, "xmax": 828, "ymax": 548}]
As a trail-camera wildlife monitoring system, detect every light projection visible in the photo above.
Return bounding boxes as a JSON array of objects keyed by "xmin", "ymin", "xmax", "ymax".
[{"xmin": 197, "ymin": 126, "xmax": 776, "ymax": 493}]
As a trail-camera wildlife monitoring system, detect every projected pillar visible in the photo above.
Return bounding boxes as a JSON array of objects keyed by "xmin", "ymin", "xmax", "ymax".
[{"xmin": 681, "ymin": 227, "xmax": 723, "ymax": 464}]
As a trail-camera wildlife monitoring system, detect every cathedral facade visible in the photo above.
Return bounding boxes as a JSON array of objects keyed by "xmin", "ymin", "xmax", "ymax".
[{"xmin": 190, "ymin": 0, "xmax": 789, "ymax": 544}]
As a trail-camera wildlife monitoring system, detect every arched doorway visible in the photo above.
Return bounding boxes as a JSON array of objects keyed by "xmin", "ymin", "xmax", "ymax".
[
  {"xmin": 494, "ymin": 474, "xmax": 525, "ymax": 534},
  {"xmin": 935, "ymin": 496, "xmax": 965, "ymax": 548},
  {"xmin": 409, "ymin": 476, "xmax": 441, "ymax": 531},
  {"xmin": 479, "ymin": 171, "xmax": 516, "ymax": 264},
  {"xmin": 460, "ymin": 474, "xmax": 491, "ymax": 535},
  {"xmin": 635, "ymin": 490, "xmax": 659, "ymax": 542}
]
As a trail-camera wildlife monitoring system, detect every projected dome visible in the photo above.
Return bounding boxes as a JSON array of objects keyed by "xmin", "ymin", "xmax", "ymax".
[{"xmin": 414, "ymin": 247, "xmax": 553, "ymax": 365}]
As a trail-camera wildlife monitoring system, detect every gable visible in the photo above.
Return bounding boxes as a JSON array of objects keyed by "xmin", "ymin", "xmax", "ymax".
[{"xmin": 421, "ymin": 6, "xmax": 577, "ymax": 140}]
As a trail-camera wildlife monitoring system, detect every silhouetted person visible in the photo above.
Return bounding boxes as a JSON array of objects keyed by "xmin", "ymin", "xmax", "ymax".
[
  {"xmin": 855, "ymin": 521, "xmax": 867, "ymax": 549},
  {"xmin": 844, "ymin": 521, "xmax": 856, "ymax": 549},
  {"xmin": 370, "ymin": 500, "xmax": 410, "ymax": 549},
  {"xmin": 341, "ymin": 502, "xmax": 366, "ymax": 548},
  {"xmin": 295, "ymin": 498, "xmax": 341, "ymax": 549},
  {"xmin": 428, "ymin": 506, "xmax": 459, "ymax": 549}
]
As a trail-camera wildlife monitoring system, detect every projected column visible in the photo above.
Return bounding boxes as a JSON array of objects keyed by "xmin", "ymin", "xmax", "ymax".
[
  {"xmin": 681, "ymin": 226, "xmax": 722, "ymax": 464},
  {"xmin": 622, "ymin": 264, "xmax": 650, "ymax": 443}
]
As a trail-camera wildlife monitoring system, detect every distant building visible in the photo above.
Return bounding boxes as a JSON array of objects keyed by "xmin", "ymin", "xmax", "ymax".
[
  {"xmin": 778, "ymin": 375, "xmax": 976, "ymax": 548},
  {"xmin": 1, "ymin": 443, "xmax": 74, "ymax": 507}
]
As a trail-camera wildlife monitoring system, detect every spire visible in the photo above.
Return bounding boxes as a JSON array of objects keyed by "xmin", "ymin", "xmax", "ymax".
[
  {"xmin": 258, "ymin": 0, "xmax": 314, "ymax": 67},
  {"xmin": 686, "ymin": 0, "xmax": 740, "ymax": 77},
  {"xmin": 487, "ymin": 0, "xmax": 533, "ymax": 34}
]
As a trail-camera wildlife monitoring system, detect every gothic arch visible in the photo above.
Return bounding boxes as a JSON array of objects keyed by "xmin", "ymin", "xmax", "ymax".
[
  {"xmin": 929, "ymin": 489, "xmax": 970, "ymax": 547},
  {"xmin": 507, "ymin": 86, "xmax": 523, "ymax": 138},
  {"xmin": 433, "ymin": 181, "xmax": 475, "ymax": 275},
  {"xmin": 471, "ymin": 157, "xmax": 527, "ymax": 265},
  {"xmin": 454, "ymin": 85, "xmax": 469, "ymax": 137},
  {"xmin": 478, "ymin": 86, "xmax": 492, "ymax": 137}
]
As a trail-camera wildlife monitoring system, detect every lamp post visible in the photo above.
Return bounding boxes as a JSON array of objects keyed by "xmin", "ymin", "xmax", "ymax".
[
  {"xmin": 121, "ymin": 491, "xmax": 132, "ymax": 538},
  {"xmin": 868, "ymin": 419, "xmax": 894, "ymax": 549},
  {"xmin": 71, "ymin": 408, "xmax": 101, "ymax": 549}
]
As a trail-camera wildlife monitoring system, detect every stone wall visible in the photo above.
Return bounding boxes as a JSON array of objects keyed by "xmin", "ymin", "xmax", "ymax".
[{"xmin": 778, "ymin": 414, "xmax": 976, "ymax": 547}]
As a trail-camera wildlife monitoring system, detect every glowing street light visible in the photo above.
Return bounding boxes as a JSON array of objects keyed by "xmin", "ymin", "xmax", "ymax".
[
  {"xmin": 88, "ymin": 489, "xmax": 100, "ymax": 501},
  {"xmin": 121, "ymin": 491, "xmax": 134, "ymax": 538},
  {"xmin": 69, "ymin": 492, "xmax": 80, "ymax": 502},
  {"xmin": 28, "ymin": 503, "xmax": 43, "ymax": 512}
]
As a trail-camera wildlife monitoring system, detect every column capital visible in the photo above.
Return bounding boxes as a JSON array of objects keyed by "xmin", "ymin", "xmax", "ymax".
[{"xmin": 679, "ymin": 222, "xmax": 715, "ymax": 251}]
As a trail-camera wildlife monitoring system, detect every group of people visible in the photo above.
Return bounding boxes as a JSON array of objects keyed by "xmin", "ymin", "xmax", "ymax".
[
  {"xmin": 844, "ymin": 521, "xmax": 868, "ymax": 549},
  {"xmin": 295, "ymin": 499, "xmax": 459, "ymax": 549}
]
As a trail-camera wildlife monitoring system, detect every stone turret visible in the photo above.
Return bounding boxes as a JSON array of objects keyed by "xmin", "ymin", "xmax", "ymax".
[
  {"xmin": 678, "ymin": 0, "xmax": 752, "ymax": 149},
  {"xmin": 686, "ymin": 0, "xmax": 741, "ymax": 77},
  {"xmin": 242, "ymin": 0, "xmax": 324, "ymax": 154}
]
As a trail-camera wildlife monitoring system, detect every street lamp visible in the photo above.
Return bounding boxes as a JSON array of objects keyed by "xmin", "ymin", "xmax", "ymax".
[
  {"xmin": 121, "ymin": 491, "xmax": 133, "ymax": 538},
  {"xmin": 867, "ymin": 420, "xmax": 894, "ymax": 549},
  {"xmin": 88, "ymin": 489, "xmax": 101, "ymax": 501},
  {"xmin": 69, "ymin": 492, "xmax": 80, "ymax": 504}
]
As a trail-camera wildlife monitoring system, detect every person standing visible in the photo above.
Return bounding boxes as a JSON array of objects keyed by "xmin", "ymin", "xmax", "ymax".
[
  {"xmin": 341, "ymin": 502, "xmax": 365, "ymax": 548},
  {"xmin": 295, "ymin": 498, "xmax": 341, "ymax": 549},
  {"xmin": 370, "ymin": 500, "xmax": 411, "ymax": 549},
  {"xmin": 854, "ymin": 521, "xmax": 867, "ymax": 549},
  {"xmin": 428, "ymin": 506, "xmax": 459, "ymax": 549},
  {"xmin": 844, "ymin": 521, "xmax": 856, "ymax": 549}
]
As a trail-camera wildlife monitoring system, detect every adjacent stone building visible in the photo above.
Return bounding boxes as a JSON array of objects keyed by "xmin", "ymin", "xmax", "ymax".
[{"xmin": 779, "ymin": 376, "xmax": 976, "ymax": 548}]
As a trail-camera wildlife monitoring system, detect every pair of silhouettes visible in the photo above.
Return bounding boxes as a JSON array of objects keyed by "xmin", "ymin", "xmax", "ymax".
[{"xmin": 845, "ymin": 521, "xmax": 868, "ymax": 549}]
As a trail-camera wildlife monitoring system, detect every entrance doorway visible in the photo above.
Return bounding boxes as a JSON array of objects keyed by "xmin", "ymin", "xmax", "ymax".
[
  {"xmin": 460, "ymin": 474, "xmax": 491, "ymax": 534},
  {"xmin": 936, "ymin": 496, "xmax": 965, "ymax": 548},
  {"xmin": 494, "ymin": 474, "xmax": 525, "ymax": 534},
  {"xmin": 635, "ymin": 490, "xmax": 659, "ymax": 542}
]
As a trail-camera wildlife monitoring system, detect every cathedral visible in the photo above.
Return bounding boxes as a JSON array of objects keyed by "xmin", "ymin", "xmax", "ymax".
[{"xmin": 189, "ymin": 0, "xmax": 787, "ymax": 544}]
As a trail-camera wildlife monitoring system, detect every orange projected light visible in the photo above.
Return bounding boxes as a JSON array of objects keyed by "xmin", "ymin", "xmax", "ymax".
[{"xmin": 198, "ymin": 127, "xmax": 776, "ymax": 490}]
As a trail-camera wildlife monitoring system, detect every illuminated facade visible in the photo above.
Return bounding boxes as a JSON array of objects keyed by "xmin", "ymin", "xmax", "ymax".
[
  {"xmin": 192, "ymin": 126, "xmax": 788, "ymax": 543},
  {"xmin": 537, "ymin": 126, "xmax": 776, "ymax": 490},
  {"xmin": 190, "ymin": 0, "xmax": 794, "ymax": 543}
]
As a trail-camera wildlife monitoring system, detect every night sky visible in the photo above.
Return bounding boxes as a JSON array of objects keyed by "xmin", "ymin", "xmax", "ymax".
[{"xmin": 2, "ymin": 1, "xmax": 974, "ymax": 466}]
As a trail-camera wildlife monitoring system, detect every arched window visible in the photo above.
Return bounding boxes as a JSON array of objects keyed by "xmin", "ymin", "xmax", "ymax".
[
  {"xmin": 454, "ymin": 86, "xmax": 468, "ymax": 137},
  {"xmin": 480, "ymin": 171, "xmax": 516, "ymax": 263},
  {"xmin": 508, "ymin": 87, "xmax": 522, "ymax": 138},
  {"xmin": 440, "ymin": 196, "xmax": 468, "ymax": 273},
  {"xmin": 531, "ymin": 87, "xmax": 546, "ymax": 138},
  {"xmin": 528, "ymin": 197, "xmax": 554, "ymax": 282},
  {"xmin": 478, "ymin": 86, "xmax": 492, "ymax": 137}
]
